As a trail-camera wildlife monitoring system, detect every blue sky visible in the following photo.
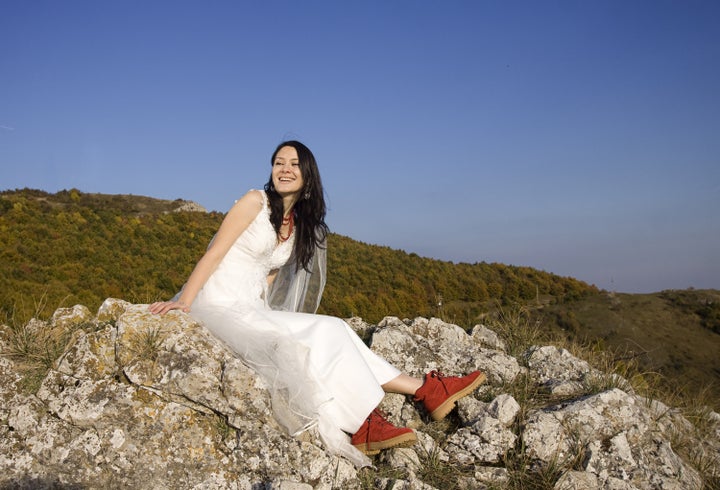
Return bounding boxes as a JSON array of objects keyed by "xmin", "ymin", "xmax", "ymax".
[{"xmin": 1, "ymin": 1, "xmax": 718, "ymax": 293}]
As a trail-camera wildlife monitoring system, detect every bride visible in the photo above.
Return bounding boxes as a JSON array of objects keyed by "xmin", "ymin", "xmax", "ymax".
[{"xmin": 149, "ymin": 140, "xmax": 485, "ymax": 467}]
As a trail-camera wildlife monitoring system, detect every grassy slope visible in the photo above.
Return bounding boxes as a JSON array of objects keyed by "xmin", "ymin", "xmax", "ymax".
[{"xmin": 539, "ymin": 290, "xmax": 720, "ymax": 406}]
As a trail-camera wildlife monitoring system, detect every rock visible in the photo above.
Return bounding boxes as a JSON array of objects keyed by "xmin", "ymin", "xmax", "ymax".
[
  {"xmin": 487, "ymin": 393, "xmax": 521, "ymax": 427},
  {"xmin": 96, "ymin": 297, "xmax": 132, "ymax": 323},
  {"xmin": 522, "ymin": 388, "xmax": 703, "ymax": 489},
  {"xmin": 456, "ymin": 396, "xmax": 489, "ymax": 425},
  {"xmin": 471, "ymin": 324, "xmax": 507, "ymax": 351},
  {"xmin": 50, "ymin": 304, "xmax": 93, "ymax": 330},
  {"xmin": 380, "ymin": 446, "xmax": 421, "ymax": 473},
  {"xmin": 345, "ymin": 316, "xmax": 376, "ymax": 339},
  {"xmin": 445, "ymin": 414, "xmax": 517, "ymax": 464},
  {"xmin": 172, "ymin": 201, "xmax": 207, "ymax": 213},
  {"xmin": 474, "ymin": 466, "xmax": 509, "ymax": 487},
  {"xmin": 1, "ymin": 303, "xmax": 357, "ymax": 489},
  {"xmin": 371, "ymin": 316, "xmax": 522, "ymax": 385},
  {"xmin": 554, "ymin": 470, "xmax": 604, "ymax": 489},
  {"xmin": 1, "ymin": 302, "xmax": 717, "ymax": 489},
  {"xmin": 0, "ymin": 355, "xmax": 23, "ymax": 406},
  {"xmin": 524, "ymin": 345, "xmax": 596, "ymax": 396}
]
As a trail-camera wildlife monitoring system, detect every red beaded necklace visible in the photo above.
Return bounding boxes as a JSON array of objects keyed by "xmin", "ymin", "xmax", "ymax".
[{"xmin": 279, "ymin": 212, "xmax": 294, "ymax": 242}]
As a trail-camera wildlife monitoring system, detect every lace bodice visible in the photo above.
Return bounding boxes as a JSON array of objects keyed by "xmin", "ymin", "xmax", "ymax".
[{"xmin": 193, "ymin": 190, "xmax": 294, "ymax": 309}]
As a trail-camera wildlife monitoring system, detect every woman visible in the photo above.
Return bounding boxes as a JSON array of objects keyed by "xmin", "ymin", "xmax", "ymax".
[{"xmin": 149, "ymin": 140, "xmax": 485, "ymax": 467}]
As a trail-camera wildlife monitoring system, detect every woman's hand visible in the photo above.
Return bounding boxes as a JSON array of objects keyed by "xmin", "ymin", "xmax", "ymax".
[{"xmin": 148, "ymin": 300, "xmax": 190, "ymax": 315}]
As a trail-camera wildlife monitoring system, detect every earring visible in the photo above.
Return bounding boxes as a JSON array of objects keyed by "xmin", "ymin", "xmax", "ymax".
[{"xmin": 303, "ymin": 189, "xmax": 311, "ymax": 200}]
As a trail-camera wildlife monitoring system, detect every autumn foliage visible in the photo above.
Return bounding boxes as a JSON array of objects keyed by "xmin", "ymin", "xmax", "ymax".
[{"xmin": 0, "ymin": 189, "xmax": 597, "ymax": 325}]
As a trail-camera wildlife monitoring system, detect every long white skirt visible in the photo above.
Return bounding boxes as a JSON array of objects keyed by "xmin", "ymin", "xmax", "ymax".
[{"xmin": 191, "ymin": 302, "xmax": 400, "ymax": 467}]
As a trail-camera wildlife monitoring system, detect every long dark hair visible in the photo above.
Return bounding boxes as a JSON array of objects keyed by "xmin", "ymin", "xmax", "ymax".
[{"xmin": 264, "ymin": 140, "xmax": 329, "ymax": 271}]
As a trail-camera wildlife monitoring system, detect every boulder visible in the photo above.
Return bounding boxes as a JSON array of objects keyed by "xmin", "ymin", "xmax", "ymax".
[{"xmin": 0, "ymin": 299, "xmax": 717, "ymax": 489}]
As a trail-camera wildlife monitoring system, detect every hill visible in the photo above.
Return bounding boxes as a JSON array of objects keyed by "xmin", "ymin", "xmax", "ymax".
[
  {"xmin": 537, "ymin": 289, "xmax": 720, "ymax": 407},
  {"xmin": 1, "ymin": 188, "xmax": 717, "ymax": 406},
  {"xmin": 0, "ymin": 188, "xmax": 594, "ymax": 324}
]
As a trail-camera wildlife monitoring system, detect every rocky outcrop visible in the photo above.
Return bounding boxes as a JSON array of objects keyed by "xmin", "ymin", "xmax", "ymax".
[
  {"xmin": 172, "ymin": 201, "xmax": 207, "ymax": 213},
  {"xmin": 1, "ymin": 299, "xmax": 718, "ymax": 489}
]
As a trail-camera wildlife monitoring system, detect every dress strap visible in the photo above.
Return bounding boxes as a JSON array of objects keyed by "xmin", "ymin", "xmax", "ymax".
[
  {"xmin": 234, "ymin": 189, "xmax": 267, "ymax": 209},
  {"xmin": 258, "ymin": 189, "xmax": 268, "ymax": 207},
  {"xmin": 242, "ymin": 189, "xmax": 268, "ymax": 210}
]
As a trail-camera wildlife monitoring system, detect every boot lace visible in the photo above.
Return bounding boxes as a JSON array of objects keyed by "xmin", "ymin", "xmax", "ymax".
[
  {"xmin": 429, "ymin": 370, "xmax": 450, "ymax": 393},
  {"xmin": 369, "ymin": 408, "xmax": 394, "ymax": 427}
]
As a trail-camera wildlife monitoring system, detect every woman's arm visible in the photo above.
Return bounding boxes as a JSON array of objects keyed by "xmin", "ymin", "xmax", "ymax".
[{"xmin": 149, "ymin": 190, "xmax": 264, "ymax": 315}]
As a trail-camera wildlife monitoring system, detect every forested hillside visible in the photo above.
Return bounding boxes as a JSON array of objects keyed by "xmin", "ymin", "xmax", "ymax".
[
  {"xmin": 2, "ymin": 188, "xmax": 718, "ymax": 406},
  {"xmin": 0, "ymin": 188, "xmax": 596, "ymax": 324}
]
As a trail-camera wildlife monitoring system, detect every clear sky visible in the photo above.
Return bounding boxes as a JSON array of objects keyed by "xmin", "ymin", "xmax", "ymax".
[{"xmin": 1, "ymin": 1, "xmax": 718, "ymax": 293}]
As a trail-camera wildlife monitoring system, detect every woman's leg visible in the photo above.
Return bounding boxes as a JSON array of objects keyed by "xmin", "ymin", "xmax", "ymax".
[
  {"xmin": 355, "ymin": 370, "xmax": 484, "ymax": 454},
  {"xmin": 382, "ymin": 373, "xmax": 424, "ymax": 395}
]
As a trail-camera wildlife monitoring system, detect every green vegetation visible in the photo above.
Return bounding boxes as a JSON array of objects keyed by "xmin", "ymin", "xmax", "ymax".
[
  {"xmin": 659, "ymin": 289, "xmax": 720, "ymax": 334},
  {"xmin": 536, "ymin": 291, "xmax": 720, "ymax": 409},
  {"xmin": 0, "ymin": 188, "xmax": 595, "ymax": 326},
  {"xmin": 324, "ymin": 234, "xmax": 592, "ymax": 325},
  {"xmin": 0, "ymin": 188, "xmax": 223, "ymax": 321}
]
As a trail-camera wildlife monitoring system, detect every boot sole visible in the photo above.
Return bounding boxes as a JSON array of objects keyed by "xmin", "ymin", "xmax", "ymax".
[
  {"xmin": 429, "ymin": 371, "xmax": 487, "ymax": 421},
  {"xmin": 353, "ymin": 431, "xmax": 418, "ymax": 455}
]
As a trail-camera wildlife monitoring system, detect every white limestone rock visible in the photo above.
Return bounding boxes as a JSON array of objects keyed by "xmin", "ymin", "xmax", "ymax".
[{"xmin": 1, "ymin": 304, "xmax": 717, "ymax": 489}]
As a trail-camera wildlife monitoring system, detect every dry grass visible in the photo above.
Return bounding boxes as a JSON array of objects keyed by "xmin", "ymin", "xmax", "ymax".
[
  {"xmin": 126, "ymin": 325, "xmax": 167, "ymax": 362},
  {"xmin": 503, "ymin": 448, "xmax": 575, "ymax": 490},
  {"xmin": 483, "ymin": 302, "xmax": 551, "ymax": 357},
  {"xmin": 1, "ymin": 294, "xmax": 91, "ymax": 392},
  {"xmin": 539, "ymin": 291, "xmax": 720, "ymax": 409},
  {"xmin": 355, "ymin": 465, "xmax": 409, "ymax": 489},
  {"xmin": 415, "ymin": 444, "xmax": 470, "ymax": 489},
  {"xmin": 669, "ymin": 386, "xmax": 720, "ymax": 489}
]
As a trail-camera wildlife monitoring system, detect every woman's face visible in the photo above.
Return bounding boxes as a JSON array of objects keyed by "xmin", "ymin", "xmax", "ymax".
[{"xmin": 272, "ymin": 145, "xmax": 304, "ymax": 198}]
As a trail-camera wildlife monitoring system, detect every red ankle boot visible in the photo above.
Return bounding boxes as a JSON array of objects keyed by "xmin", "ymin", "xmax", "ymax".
[
  {"xmin": 351, "ymin": 408, "xmax": 417, "ymax": 455},
  {"xmin": 413, "ymin": 370, "xmax": 486, "ymax": 421}
]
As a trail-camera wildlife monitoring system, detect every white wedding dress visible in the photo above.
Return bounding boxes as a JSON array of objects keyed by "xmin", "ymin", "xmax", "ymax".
[{"xmin": 188, "ymin": 190, "xmax": 400, "ymax": 467}]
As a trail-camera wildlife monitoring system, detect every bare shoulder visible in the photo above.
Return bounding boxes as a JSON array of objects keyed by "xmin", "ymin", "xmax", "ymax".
[
  {"xmin": 209, "ymin": 190, "xmax": 264, "ymax": 248},
  {"xmin": 237, "ymin": 189, "xmax": 264, "ymax": 206},
  {"xmin": 228, "ymin": 190, "xmax": 264, "ymax": 216}
]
